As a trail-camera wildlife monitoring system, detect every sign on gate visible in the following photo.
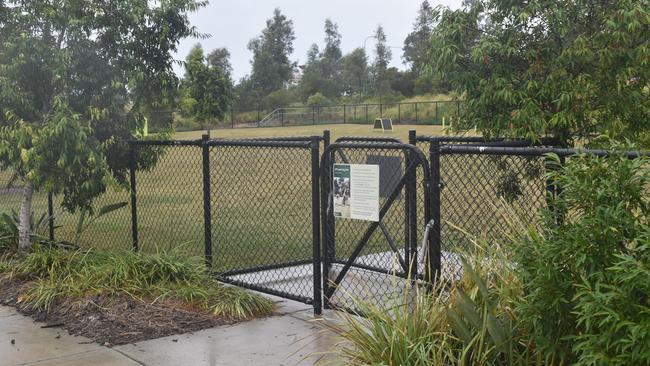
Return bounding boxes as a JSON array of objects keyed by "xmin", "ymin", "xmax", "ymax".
[{"xmin": 333, "ymin": 164, "xmax": 380, "ymax": 221}]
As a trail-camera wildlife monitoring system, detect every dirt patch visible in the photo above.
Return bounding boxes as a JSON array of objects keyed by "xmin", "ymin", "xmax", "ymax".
[{"xmin": 0, "ymin": 277, "xmax": 257, "ymax": 346}]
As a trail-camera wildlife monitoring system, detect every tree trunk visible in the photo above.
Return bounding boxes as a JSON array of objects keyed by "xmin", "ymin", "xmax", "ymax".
[{"xmin": 18, "ymin": 182, "xmax": 34, "ymax": 253}]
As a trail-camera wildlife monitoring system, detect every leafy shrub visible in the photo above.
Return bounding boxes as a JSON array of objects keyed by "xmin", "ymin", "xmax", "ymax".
[
  {"xmin": 515, "ymin": 150, "xmax": 650, "ymax": 365},
  {"xmin": 0, "ymin": 210, "xmax": 49, "ymax": 251},
  {"xmin": 306, "ymin": 92, "xmax": 329, "ymax": 107}
]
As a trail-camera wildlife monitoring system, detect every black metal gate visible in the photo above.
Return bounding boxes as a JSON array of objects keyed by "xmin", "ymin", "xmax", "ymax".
[{"xmin": 320, "ymin": 139, "xmax": 433, "ymax": 311}]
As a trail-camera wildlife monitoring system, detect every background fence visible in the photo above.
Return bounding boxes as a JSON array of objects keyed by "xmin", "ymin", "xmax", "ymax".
[{"xmin": 150, "ymin": 100, "xmax": 463, "ymax": 131}]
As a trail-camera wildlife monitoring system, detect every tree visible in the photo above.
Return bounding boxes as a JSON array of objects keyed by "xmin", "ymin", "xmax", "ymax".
[
  {"xmin": 0, "ymin": 0, "xmax": 205, "ymax": 252},
  {"xmin": 248, "ymin": 8, "xmax": 296, "ymax": 95},
  {"xmin": 299, "ymin": 20, "xmax": 344, "ymax": 100},
  {"xmin": 341, "ymin": 48, "xmax": 370, "ymax": 97},
  {"xmin": 181, "ymin": 44, "xmax": 234, "ymax": 127},
  {"xmin": 321, "ymin": 19, "xmax": 343, "ymax": 84},
  {"xmin": 403, "ymin": 0, "xmax": 434, "ymax": 75},
  {"xmin": 371, "ymin": 25, "xmax": 393, "ymax": 99},
  {"xmin": 299, "ymin": 44, "xmax": 326, "ymax": 99},
  {"xmin": 428, "ymin": 0, "xmax": 650, "ymax": 145}
]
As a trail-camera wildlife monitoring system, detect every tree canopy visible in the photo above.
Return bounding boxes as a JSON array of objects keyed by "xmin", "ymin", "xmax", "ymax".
[
  {"xmin": 371, "ymin": 25, "xmax": 393, "ymax": 99},
  {"xmin": 181, "ymin": 44, "xmax": 234, "ymax": 126},
  {"xmin": 248, "ymin": 8, "xmax": 296, "ymax": 95},
  {"xmin": 0, "ymin": 0, "xmax": 206, "ymax": 250},
  {"xmin": 428, "ymin": 0, "xmax": 650, "ymax": 145}
]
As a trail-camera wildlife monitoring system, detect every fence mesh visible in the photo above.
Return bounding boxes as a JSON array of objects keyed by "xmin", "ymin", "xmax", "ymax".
[
  {"xmin": 322, "ymin": 144, "xmax": 429, "ymax": 311},
  {"xmin": 134, "ymin": 144, "xmax": 204, "ymax": 256},
  {"xmin": 211, "ymin": 142, "xmax": 316, "ymax": 302},
  {"xmin": 437, "ymin": 153, "xmax": 548, "ymax": 279}
]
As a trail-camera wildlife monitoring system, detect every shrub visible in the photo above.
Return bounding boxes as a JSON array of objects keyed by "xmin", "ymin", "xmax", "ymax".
[
  {"xmin": 515, "ymin": 149, "xmax": 650, "ymax": 365},
  {"xmin": 306, "ymin": 92, "xmax": 329, "ymax": 107}
]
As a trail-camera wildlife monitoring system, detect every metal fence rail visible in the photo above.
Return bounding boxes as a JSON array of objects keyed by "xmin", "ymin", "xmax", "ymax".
[{"xmin": 152, "ymin": 100, "xmax": 464, "ymax": 130}]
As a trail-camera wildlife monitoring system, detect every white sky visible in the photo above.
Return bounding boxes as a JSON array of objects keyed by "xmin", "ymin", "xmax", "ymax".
[{"xmin": 173, "ymin": 0, "xmax": 463, "ymax": 81}]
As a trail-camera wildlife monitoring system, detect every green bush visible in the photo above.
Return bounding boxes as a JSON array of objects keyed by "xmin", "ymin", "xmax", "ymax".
[
  {"xmin": 515, "ymin": 149, "xmax": 650, "ymax": 365},
  {"xmin": 306, "ymin": 92, "xmax": 329, "ymax": 107}
]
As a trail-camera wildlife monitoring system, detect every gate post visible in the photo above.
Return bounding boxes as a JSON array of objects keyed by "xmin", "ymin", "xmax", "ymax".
[
  {"xmin": 201, "ymin": 134, "xmax": 213, "ymax": 268},
  {"xmin": 428, "ymin": 140, "xmax": 442, "ymax": 283},
  {"xmin": 320, "ymin": 141, "xmax": 333, "ymax": 310},
  {"xmin": 129, "ymin": 143, "xmax": 139, "ymax": 252},
  {"xmin": 310, "ymin": 137, "xmax": 322, "ymax": 315},
  {"xmin": 405, "ymin": 131, "xmax": 418, "ymax": 279}
]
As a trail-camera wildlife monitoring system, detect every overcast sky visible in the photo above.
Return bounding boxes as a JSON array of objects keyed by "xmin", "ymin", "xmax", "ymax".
[{"xmin": 173, "ymin": 0, "xmax": 463, "ymax": 81}]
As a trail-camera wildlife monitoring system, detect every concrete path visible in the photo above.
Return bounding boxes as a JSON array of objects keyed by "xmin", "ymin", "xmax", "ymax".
[{"xmin": 0, "ymin": 298, "xmax": 341, "ymax": 366}]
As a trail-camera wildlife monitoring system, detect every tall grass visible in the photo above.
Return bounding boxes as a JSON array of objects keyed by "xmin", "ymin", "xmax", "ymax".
[
  {"xmin": 6, "ymin": 246, "xmax": 274, "ymax": 319},
  {"xmin": 325, "ymin": 220, "xmax": 539, "ymax": 365}
]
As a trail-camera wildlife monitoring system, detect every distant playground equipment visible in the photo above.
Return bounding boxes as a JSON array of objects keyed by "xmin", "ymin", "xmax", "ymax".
[{"xmin": 373, "ymin": 118, "xmax": 394, "ymax": 133}]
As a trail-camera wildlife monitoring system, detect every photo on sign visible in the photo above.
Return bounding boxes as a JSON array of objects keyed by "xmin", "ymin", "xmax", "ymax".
[
  {"xmin": 333, "ymin": 163, "xmax": 380, "ymax": 222},
  {"xmin": 333, "ymin": 164, "xmax": 351, "ymax": 218}
]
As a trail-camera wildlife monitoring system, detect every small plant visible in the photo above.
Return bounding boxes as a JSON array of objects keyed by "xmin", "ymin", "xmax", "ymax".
[
  {"xmin": 71, "ymin": 202, "xmax": 128, "ymax": 246},
  {"xmin": 0, "ymin": 210, "xmax": 50, "ymax": 251}
]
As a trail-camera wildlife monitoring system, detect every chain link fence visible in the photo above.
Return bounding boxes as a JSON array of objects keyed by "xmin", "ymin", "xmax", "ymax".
[{"xmin": 3, "ymin": 130, "xmax": 647, "ymax": 316}]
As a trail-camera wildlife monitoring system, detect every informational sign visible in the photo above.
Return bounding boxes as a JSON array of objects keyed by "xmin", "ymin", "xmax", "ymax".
[{"xmin": 333, "ymin": 164, "xmax": 380, "ymax": 222}]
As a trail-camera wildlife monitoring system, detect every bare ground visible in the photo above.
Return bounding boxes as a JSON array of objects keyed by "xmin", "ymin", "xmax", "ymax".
[{"xmin": 0, "ymin": 277, "xmax": 253, "ymax": 346}]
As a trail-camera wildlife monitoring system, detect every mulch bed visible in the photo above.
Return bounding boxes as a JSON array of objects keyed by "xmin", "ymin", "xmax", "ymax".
[{"xmin": 0, "ymin": 277, "xmax": 261, "ymax": 346}]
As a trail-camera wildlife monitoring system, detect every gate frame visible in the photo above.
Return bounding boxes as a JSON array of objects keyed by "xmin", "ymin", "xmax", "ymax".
[{"xmin": 320, "ymin": 140, "xmax": 434, "ymax": 310}]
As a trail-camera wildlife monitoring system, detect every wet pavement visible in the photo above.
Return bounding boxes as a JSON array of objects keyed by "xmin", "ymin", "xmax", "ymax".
[{"xmin": 0, "ymin": 298, "xmax": 341, "ymax": 366}]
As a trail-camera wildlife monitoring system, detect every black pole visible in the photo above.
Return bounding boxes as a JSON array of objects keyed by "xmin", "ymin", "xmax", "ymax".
[
  {"xmin": 407, "ymin": 130, "xmax": 418, "ymax": 279},
  {"xmin": 354, "ymin": 105, "xmax": 357, "ymax": 122},
  {"xmin": 428, "ymin": 140, "xmax": 442, "ymax": 283},
  {"xmin": 435, "ymin": 102, "xmax": 439, "ymax": 125},
  {"xmin": 366, "ymin": 104, "xmax": 368, "ymax": 122},
  {"xmin": 47, "ymin": 192, "xmax": 54, "ymax": 241},
  {"xmin": 231, "ymin": 106, "xmax": 234, "ymax": 129},
  {"xmin": 312, "ymin": 107, "xmax": 316, "ymax": 125},
  {"xmin": 321, "ymin": 130, "xmax": 332, "ymax": 309},
  {"xmin": 201, "ymin": 134, "xmax": 213, "ymax": 268},
  {"xmin": 398, "ymin": 103, "xmax": 401, "ymax": 124},
  {"xmin": 129, "ymin": 144, "xmax": 139, "ymax": 252},
  {"xmin": 310, "ymin": 137, "xmax": 322, "ymax": 315},
  {"xmin": 343, "ymin": 105, "xmax": 346, "ymax": 124},
  {"xmin": 415, "ymin": 102, "xmax": 419, "ymax": 123}
]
